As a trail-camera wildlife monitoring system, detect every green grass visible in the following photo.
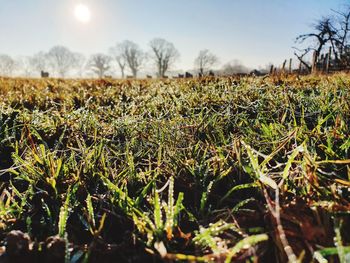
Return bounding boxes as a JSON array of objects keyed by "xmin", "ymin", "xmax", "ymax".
[{"xmin": 0, "ymin": 75, "xmax": 349, "ymax": 262}]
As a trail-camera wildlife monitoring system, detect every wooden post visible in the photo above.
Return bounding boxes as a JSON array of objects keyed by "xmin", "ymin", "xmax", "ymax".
[
  {"xmin": 289, "ymin": 58, "xmax": 292, "ymax": 74},
  {"xmin": 311, "ymin": 51, "xmax": 317, "ymax": 74},
  {"xmin": 320, "ymin": 54, "xmax": 325, "ymax": 73},
  {"xmin": 269, "ymin": 65, "xmax": 274, "ymax": 75},
  {"xmin": 282, "ymin": 60, "xmax": 287, "ymax": 70},
  {"xmin": 323, "ymin": 54, "xmax": 328, "ymax": 72},
  {"xmin": 298, "ymin": 61, "xmax": 302, "ymax": 74},
  {"xmin": 326, "ymin": 46, "xmax": 331, "ymax": 73}
]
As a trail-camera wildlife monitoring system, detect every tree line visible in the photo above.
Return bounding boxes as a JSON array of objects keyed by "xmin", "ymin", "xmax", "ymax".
[
  {"xmin": 4, "ymin": 4, "xmax": 350, "ymax": 78},
  {"xmin": 0, "ymin": 37, "xmax": 253, "ymax": 78}
]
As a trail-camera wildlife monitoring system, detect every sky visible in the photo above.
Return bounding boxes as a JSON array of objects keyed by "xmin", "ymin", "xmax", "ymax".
[{"xmin": 0, "ymin": 0, "xmax": 348, "ymax": 72}]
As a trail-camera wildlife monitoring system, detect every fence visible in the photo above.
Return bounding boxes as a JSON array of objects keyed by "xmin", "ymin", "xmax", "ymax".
[{"xmin": 271, "ymin": 47, "xmax": 350, "ymax": 75}]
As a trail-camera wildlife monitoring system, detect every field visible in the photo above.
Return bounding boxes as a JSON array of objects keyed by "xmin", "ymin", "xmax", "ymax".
[{"xmin": 0, "ymin": 75, "xmax": 349, "ymax": 262}]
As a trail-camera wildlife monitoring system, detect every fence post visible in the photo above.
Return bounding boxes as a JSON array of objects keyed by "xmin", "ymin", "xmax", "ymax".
[
  {"xmin": 326, "ymin": 47, "xmax": 331, "ymax": 73},
  {"xmin": 311, "ymin": 51, "xmax": 317, "ymax": 74},
  {"xmin": 323, "ymin": 54, "xmax": 328, "ymax": 73},
  {"xmin": 320, "ymin": 54, "xmax": 325, "ymax": 73},
  {"xmin": 269, "ymin": 65, "xmax": 274, "ymax": 75},
  {"xmin": 289, "ymin": 58, "xmax": 292, "ymax": 74},
  {"xmin": 298, "ymin": 61, "xmax": 302, "ymax": 74},
  {"xmin": 282, "ymin": 59, "xmax": 287, "ymax": 73}
]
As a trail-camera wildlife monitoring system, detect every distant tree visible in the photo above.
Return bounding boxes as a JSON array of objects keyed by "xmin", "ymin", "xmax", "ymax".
[
  {"xmin": 109, "ymin": 44, "xmax": 127, "ymax": 78},
  {"xmin": 0, "ymin": 54, "xmax": 15, "ymax": 76},
  {"xmin": 73, "ymin": 53, "xmax": 87, "ymax": 77},
  {"xmin": 220, "ymin": 60, "xmax": 250, "ymax": 75},
  {"xmin": 115, "ymin": 40, "xmax": 144, "ymax": 78},
  {"xmin": 149, "ymin": 38, "xmax": 179, "ymax": 77},
  {"xmin": 332, "ymin": 8, "xmax": 350, "ymax": 56},
  {"xmin": 115, "ymin": 54, "xmax": 127, "ymax": 78},
  {"xmin": 194, "ymin": 49, "xmax": 218, "ymax": 76},
  {"xmin": 332, "ymin": 7, "xmax": 350, "ymax": 66},
  {"xmin": 16, "ymin": 56, "xmax": 33, "ymax": 77},
  {"xmin": 47, "ymin": 46, "xmax": 79, "ymax": 77},
  {"xmin": 30, "ymin": 52, "xmax": 50, "ymax": 76},
  {"xmin": 88, "ymin": 53, "xmax": 112, "ymax": 78}
]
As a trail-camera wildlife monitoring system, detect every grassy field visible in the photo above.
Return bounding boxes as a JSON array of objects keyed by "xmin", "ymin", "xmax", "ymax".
[{"xmin": 0, "ymin": 75, "xmax": 349, "ymax": 262}]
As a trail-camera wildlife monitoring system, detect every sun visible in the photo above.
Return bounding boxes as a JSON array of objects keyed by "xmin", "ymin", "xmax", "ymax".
[{"xmin": 74, "ymin": 4, "xmax": 91, "ymax": 23}]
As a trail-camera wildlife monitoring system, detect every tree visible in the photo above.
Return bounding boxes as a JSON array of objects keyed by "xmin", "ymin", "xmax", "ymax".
[
  {"xmin": 88, "ymin": 53, "xmax": 112, "ymax": 78},
  {"xmin": 73, "ymin": 53, "xmax": 87, "ymax": 78},
  {"xmin": 149, "ymin": 38, "xmax": 179, "ymax": 77},
  {"xmin": 296, "ymin": 17, "xmax": 338, "ymax": 59},
  {"xmin": 194, "ymin": 49, "xmax": 218, "ymax": 76},
  {"xmin": 109, "ymin": 45, "xmax": 127, "ymax": 78},
  {"xmin": 0, "ymin": 54, "xmax": 15, "ymax": 76},
  {"xmin": 331, "ymin": 6, "xmax": 350, "ymax": 66},
  {"xmin": 30, "ymin": 52, "xmax": 50, "ymax": 76},
  {"xmin": 16, "ymin": 56, "xmax": 33, "ymax": 77},
  {"xmin": 47, "ymin": 46, "xmax": 79, "ymax": 77},
  {"xmin": 332, "ymin": 7, "xmax": 350, "ymax": 57},
  {"xmin": 220, "ymin": 60, "xmax": 250, "ymax": 75},
  {"xmin": 115, "ymin": 54, "xmax": 127, "ymax": 78},
  {"xmin": 294, "ymin": 5, "xmax": 350, "ymax": 69},
  {"xmin": 115, "ymin": 40, "xmax": 144, "ymax": 78},
  {"xmin": 293, "ymin": 48, "xmax": 312, "ymax": 72}
]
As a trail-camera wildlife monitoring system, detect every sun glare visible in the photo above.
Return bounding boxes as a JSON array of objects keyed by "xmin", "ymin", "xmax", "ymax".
[{"xmin": 74, "ymin": 4, "xmax": 91, "ymax": 23}]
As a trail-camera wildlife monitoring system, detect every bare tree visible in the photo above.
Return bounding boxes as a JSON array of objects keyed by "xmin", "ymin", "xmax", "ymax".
[
  {"xmin": 296, "ymin": 17, "xmax": 338, "ymax": 60},
  {"xmin": 194, "ymin": 49, "xmax": 218, "ymax": 76},
  {"xmin": 220, "ymin": 60, "xmax": 250, "ymax": 75},
  {"xmin": 115, "ymin": 55, "xmax": 127, "ymax": 78},
  {"xmin": 293, "ymin": 47, "xmax": 312, "ymax": 72},
  {"xmin": 115, "ymin": 40, "xmax": 144, "ymax": 78},
  {"xmin": 330, "ymin": 6, "xmax": 350, "ymax": 66},
  {"xmin": 149, "ymin": 38, "xmax": 179, "ymax": 77},
  {"xmin": 16, "ymin": 56, "xmax": 33, "ymax": 77},
  {"xmin": 0, "ymin": 54, "xmax": 16, "ymax": 76},
  {"xmin": 331, "ymin": 7, "xmax": 350, "ymax": 56},
  {"xmin": 29, "ymin": 52, "xmax": 50, "ymax": 76},
  {"xmin": 294, "ymin": 6, "xmax": 350, "ymax": 68},
  {"xmin": 73, "ymin": 53, "xmax": 87, "ymax": 78},
  {"xmin": 47, "ymin": 46, "xmax": 79, "ymax": 77},
  {"xmin": 109, "ymin": 45, "xmax": 127, "ymax": 78},
  {"xmin": 88, "ymin": 53, "xmax": 112, "ymax": 78}
]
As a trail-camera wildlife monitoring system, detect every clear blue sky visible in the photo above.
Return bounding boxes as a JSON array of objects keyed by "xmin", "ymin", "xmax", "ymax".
[{"xmin": 0, "ymin": 0, "xmax": 347, "ymax": 70}]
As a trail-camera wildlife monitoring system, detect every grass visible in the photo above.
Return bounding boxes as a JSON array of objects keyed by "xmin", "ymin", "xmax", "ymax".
[{"xmin": 0, "ymin": 74, "xmax": 349, "ymax": 262}]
